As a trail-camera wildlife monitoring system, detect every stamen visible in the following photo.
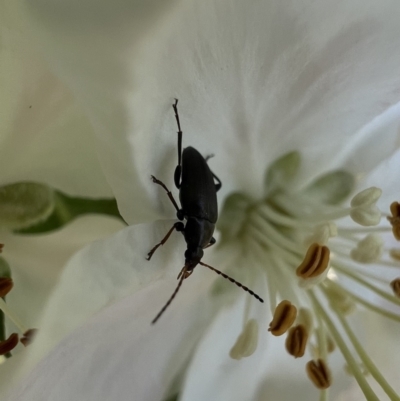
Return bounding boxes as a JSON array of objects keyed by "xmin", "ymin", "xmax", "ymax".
[
  {"xmin": 306, "ymin": 359, "xmax": 331, "ymax": 389},
  {"xmin": 304, "ymin": 222, "xmax": 337, "ymax": 247},
  {"xmin": 350, "ymin": 187, "xmax": 382, "ymax": 226},
  {"xmin": 268, "ymin": 300, "xmax": 297, "ymax": 336},
  {"xmin": 324, "ymin": 282, "xmax": 355, "ymax": 315},
  {"xmin": 0, "ymin": 333, "xmax": 19, "ymax": 355},
  {"xmin": 390, "ymin": 278, "xmax": 400, "ymax": 298},
  {"xmin": 0, "ymin": 277, "xmax": 13, "ymax": 298},
  {"xmin": 350, "ymin": 234, "xmax": 384, "ymax": 263},
  {"xmin": 0, "ymin": 297, "xmax": 31, "ymax": 334},
  {"xmin": 389, "ymin": 248, "xmax": 400, "ymax": 260},
  {"xmin": 20, "ymin": 329, "xmax": 38, "ymax": 347},
  {"xmin": 285, "ymin": 324, "xmax": 308, "ymax": 358},
  {"xmin": 229, "ymin": 319, "xmax": 259, "ymax": 360},
  {"xmin": 296, "ymin": 243, "xmax": 330, "ymax": 279},
  {"xmin": 297, "ymin": 307, "xmax": 313, "ymax": 333},
  {"xmin": 388, "ymin": 202, "xmax": 400, "ymax": 240}
]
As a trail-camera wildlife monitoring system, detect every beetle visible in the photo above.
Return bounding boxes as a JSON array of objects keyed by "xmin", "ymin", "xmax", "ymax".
[{"xmin": 147, "ymin": 99, "xmax": 263, "ymax": 324}]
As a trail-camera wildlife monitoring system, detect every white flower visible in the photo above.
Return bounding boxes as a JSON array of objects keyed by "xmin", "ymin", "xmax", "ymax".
[{"xmin": 3, "ymin": 0, "xmax": 400, "ymax": 400}]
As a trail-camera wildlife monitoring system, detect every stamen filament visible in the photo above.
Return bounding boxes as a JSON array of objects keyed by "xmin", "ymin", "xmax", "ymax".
[
  {"xmin": 334, "ymin": 263, "xmax": 400, "ymax": 306},
  {"xmin": 0, "ymin": 298, "xmax": 27, "ymax": 334},
  {"xmin": 309, "ymin": 291, "xmax": 380, "ymax": 401},
  {"xmin": 249, "ymin": 213, "xmax": 303, "ymax": 254},
  {"xmin": 335, "ymin": 312, "xmax": 400, "ymax": 401},
  {"xmin": 329, "ymin": 282, "xmax": 400, "ymax": 323}
]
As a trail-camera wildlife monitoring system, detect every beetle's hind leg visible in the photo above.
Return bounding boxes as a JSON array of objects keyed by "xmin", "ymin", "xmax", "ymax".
[{"xmin": 147, "ymin": 222, "xmax": 184, "ymax": 260}]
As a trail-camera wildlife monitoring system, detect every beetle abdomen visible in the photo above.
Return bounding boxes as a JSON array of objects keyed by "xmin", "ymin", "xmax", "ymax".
[{"xmin": 179, "ymin": 147, "xmax": 218, "ymax": 223}]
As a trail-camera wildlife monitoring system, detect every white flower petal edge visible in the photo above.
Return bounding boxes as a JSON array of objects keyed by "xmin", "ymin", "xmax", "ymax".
[
  {"xmin": 4, "ymin": 277, "xmax": 215, "ymax": 401},
  {"xmin": 1, "ymin": 1, "xmax": 112, "ymax": 196}
]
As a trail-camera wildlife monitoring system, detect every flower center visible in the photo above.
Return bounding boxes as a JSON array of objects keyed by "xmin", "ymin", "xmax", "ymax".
[{"xmin": 218, "ymin": 151, "xmax": 400, "ymax": 400}]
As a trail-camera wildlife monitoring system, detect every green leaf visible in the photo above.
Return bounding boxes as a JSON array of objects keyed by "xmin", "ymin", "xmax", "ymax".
[
  {"xmin": 15, "ymin": 190, "xmax": 125, "ymax": 234},
  {"xmin": 264, "ymin": 151, "xmax": 301, "ymax": 195},
  {"xmin": 302, "ymin": 171, "xmax": 355, "ymax": 205},
  {"xmin": 0, "ymin": 182, "xmax": 54, "ymax": 230}
]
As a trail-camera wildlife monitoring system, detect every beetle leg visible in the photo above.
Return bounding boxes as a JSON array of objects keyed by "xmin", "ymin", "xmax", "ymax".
[
  {"xmin": 173, "ymin": 99, "xmax": 183, "ymax": 189},
  {"xmin": 146, "ymin": 222, "xmax": 185, "ymax": 260},
  {"xmin": 150, "ymin": 175, "xmax": 180, "ymax": 212},
  {"xmin": 203, "ymin": 237, "xmax": 216, "ymax": 249},
  {"xmin": 212, "ymin": 172, "xmax": 222, "ymax": 192}
]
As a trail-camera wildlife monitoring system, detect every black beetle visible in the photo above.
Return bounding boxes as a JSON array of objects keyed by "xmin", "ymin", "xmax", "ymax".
[{"xmin": 147, "ymin": 99, "xmax": 263, "ymax": 324}]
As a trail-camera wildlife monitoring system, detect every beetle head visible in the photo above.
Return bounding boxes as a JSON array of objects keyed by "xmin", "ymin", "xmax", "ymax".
[{"xmin": 184, "ymin": 247, "xmax": 204, "ymax": 269}]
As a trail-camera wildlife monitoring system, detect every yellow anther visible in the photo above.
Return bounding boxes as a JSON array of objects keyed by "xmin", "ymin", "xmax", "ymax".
[
  {"xmin": 229, "ymin": 319, "xmax": 259, "ymax": 360},
  {"xmin": 306, "ymin": 359, "xmax": 332, "ymax": 389},
  {"xmin": 0, "ymin": 277, "xmax": 13, "ymax": 298},
  {"xmin": 390, "ymin": 278, "xmax": 400, "ymax": 298},
  {"xmin": 285, "ymin": 324, "xmax": 308, "ymax": 358},
  {"xmin": 269, "ymin": 300, "xmax": 297, "ymax": 336},
  {"xmin": 296, "ymin": 243, "xmax": 330, "ymax": 279},
  {"xmin": 388, "ymin": 202, "xmax": 400, "ymax": 240}
]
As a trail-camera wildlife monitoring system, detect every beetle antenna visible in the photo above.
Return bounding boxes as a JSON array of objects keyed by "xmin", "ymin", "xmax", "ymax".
[
  {"xmin": 199, "ymin": 262, "xmax": 264, "ymax": 303},
  {"xmin": 151, "ymin": 267, "xmax": 187, "ymax": 324}
]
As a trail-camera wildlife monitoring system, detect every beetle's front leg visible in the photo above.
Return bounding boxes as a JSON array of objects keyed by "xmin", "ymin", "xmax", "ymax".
[
  {"xmin": 203, "ymin": 237, "xmax": 216, "ymax": 249},
  {"xmin": 146, "ymin": 222, "xmax": 185, "ymax": 260},
  {"xmin": 150, "ymin": 175, "xmax": 180, "ymax": 212}
]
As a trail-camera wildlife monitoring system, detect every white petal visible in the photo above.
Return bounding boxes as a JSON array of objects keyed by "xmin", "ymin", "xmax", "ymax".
[
  {"xmin": 0, "ymin": 215, "xmax": 125, "ymax": 393},
  {"xmin": 1, "ymin": 2, "xmax": 112, "ymax": 196},
  {"xmin": 181, "ymin": 277, "xmax": 270, "ymax": 401},
  {"xmin": 24, "ymin": 0, "xmax": 400, "ymax": 223},
  {"xmin": 4, "ymin": 278, "xmax": 215, "ymax": 401},
  {"xmin": 2, "ymin": 216, "xmax": 125, "ymax": 329},
  {"xmin": 14, "ymin": 220, "xmax": 188, "ymax": 375}
]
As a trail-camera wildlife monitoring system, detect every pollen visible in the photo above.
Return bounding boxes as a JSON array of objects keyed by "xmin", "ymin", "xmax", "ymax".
[
  {"xmin": 268, "ymin": 300, "xmax": 297, "ymax": 336},
  {"xmin": 296, "ymin": 243, "xmax": 330, "ymax": 279}
]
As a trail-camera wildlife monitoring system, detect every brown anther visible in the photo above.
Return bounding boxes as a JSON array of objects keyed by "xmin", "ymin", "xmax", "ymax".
[
  {"xmin": 390, "ymin": 278, "xmax": 400, "ymax": 298},
  {"xmin": 0, "ymin": 333, "xmax": 19, "ymax": 355},
  {"xmin": 306, "ymin": 358, "xmax": 332, "ymax": 389},
  {"xmin": 285, "ymin": 324, "xmax": 308, "ymax": 358},
  {"xmin": 296, "ymin": 243, "xmax": 330, "ymax": 279},
  {"xmin": 0, "ymin": 277, "xmax": 13, "ymax": 298},
  {"xmin": 0, "ymin": 244, "xmax": 4, "ymax": 253},
  {"xmin": 20, "ymin": 328, "xmax": 38, "ymax": 347},
  {"xmin": 388, "ymin": 202, "xmax": 400, "ymax": 240},
  {"xmin": 269, "ymin": 300, "xmax": 297, "ymax": 336}
]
